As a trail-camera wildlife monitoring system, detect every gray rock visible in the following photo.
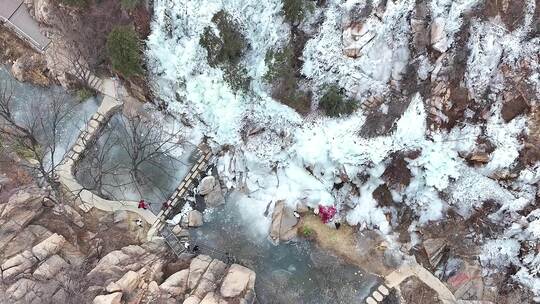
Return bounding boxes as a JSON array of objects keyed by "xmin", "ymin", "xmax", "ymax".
[
  {"xmin": 183, "ymin": 295, "xmax": 201, "ymax": 304},
  {"xmin": 204, "ymin": 187, "xmax": 225, "ymax": 208},
  {"xmin": 105, "ymin": 270, "xmax": 140, "ymax": 294},
  {"xmin": 1, "ymin": 250, "xmax": 38, "ymax": 280},
  {"xmin": 193, "ymin": 277, "xmax": 217, "ymax": 299},
  {"xmin": 0, "ymin": 190, "xmax": 44, "ymax": 252},
  {"xmin": 31, "ymin": 233, "xmax": 66, "ymax": 261},
  {"xmin": 33, "ymin": 254, "xmax": 68, "ymax": 280},
  {"xmin": 220, "ymin": 264, "xmax": 256, "ymax": 298},
  {"xmin": 93, "ymin": 292, "xmax": 123, "ymax": 304},
  {"xmin": 160, "ymin": 269, "xmax": 189, "ymax": 296},
  {"xmin": 202, "ymin": 259, "xmax": 227, "ymax": 283},
  {"xmin": 188, "ymin": 255, "xmax": 213, "ymax": 290},
  {"xmin": 188, "ymin": 210, "xmax": 204, "ymax": 228},
  {"xmin": 423, "ymin": 238, "xmax": 447, "ymax": 268},
  {"xmin": 198, "ymin": 176, "xmax": 216, "ymax": 195},
  {"xmin": 269, "ymin": 201, "xmax": 298, "ymax": 244}
]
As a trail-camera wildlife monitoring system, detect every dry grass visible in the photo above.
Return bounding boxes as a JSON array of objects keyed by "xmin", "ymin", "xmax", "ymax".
[{"xmin": 299, "ymin": 214, "xmax": 393, "ymax": 276}]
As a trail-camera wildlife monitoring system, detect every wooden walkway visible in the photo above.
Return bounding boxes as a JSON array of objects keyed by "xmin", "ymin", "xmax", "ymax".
[{"xmin": 148, "ymin": 143, "xmax": 213, "ymax": 236}]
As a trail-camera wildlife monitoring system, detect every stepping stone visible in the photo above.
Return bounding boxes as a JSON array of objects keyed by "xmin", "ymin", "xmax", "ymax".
[
  {"xmin": 73, "ymin": 145, "xmax": 83, "ymax": 153},
  {"xmin": 366, "ymin": 297, "xmax": 377, "ymax": 304},
  {"xmin": 372, "ymin": 291, "xmax": 383, "ymax": 301},
  {"xmin": 89, "ymin": 120, "xmax": 99, "ymax": 128},
  {"xmin": 378, "ymin": 285, "xmax": 389, "ymax": 295}
]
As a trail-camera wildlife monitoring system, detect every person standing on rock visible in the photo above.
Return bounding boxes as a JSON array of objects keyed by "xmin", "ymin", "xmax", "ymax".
[{"xmin": 138, "ymin": 200, "xmax": 145, "ymax": 209}]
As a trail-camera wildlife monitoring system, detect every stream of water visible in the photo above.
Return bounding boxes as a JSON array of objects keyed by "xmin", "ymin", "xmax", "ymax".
[
  {"xmin": 0, "ymin": 66, "xmax": 99, "ymax": 167},
  {"xmin": 191, "ymin": 196, "xmax": 381, "ymax": 304},
  {"xmin": 1, "ymin": 66, "xmax": 381, "ymax": 303}
]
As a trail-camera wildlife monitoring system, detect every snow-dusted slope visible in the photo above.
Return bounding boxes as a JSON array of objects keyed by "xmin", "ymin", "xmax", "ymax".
[{"xmin": 146, "ymin": 0, "xmax": 540, "ymax": 297}]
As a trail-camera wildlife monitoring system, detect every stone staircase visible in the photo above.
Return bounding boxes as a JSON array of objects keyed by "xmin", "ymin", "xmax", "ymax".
[{"xmin": 365, "ymin": 284, "xmax": 391, "ymax": 304}]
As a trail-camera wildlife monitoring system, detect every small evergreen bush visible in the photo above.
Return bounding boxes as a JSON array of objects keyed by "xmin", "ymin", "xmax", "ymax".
[
  {"xmin": 319, "ymin": 85, "xmax": 357, "ymax": 117},
  {"xmin": 106, "ymin": 26, "xmax": 142, "ymax": 77}
]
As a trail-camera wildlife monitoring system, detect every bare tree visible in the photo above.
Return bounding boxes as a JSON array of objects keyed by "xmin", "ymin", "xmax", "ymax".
[
  {"xmin": 0, "ymin": 78, "xmax": 78, "ymax": 191},
  {"xmin": 76, "ymin": 114, "xmax": 188, "ymax": 204}
]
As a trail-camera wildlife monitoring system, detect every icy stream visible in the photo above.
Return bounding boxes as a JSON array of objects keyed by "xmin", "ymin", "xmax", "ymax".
[
  {"xmin": 0, "ymin": 66, "xmax": 99, "ymax": 168},
  {"xmin": 190, "ymin": 196, "xmax": 381, "ymax": 304}
]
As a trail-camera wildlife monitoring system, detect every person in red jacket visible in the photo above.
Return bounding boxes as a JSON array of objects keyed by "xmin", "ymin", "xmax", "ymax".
[{"xmin": 318, "ymin": 205, "xmax": 337, "ymax": 224}]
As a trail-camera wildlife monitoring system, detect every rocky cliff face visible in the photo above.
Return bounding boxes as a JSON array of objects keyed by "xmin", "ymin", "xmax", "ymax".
[{"xmin": 0, "ymin": 164, "xmax": 256, "ymax": 304}]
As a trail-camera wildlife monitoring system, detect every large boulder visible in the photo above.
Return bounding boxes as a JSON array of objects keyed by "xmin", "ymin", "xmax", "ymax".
[
  {"xmin": 0, "ymin": 189, "xmax": 44, "ymax": 251},
  {"xmin": 199, "ymin": 176, "xmax": 225, "ymax": 208},
  {"xmin": 188, "ymin": 210, "xmax": 204, "ymax": 228},
  {"xmin": 10, "ymin": 55, "xmax": 50, "ymax": 86},
  {"xmin": 34, "ymin": 0, "xmax": 57, "ymax": 25},
  {"xmin": 198, "ymin": 176, "xmax": 216, "ymax": 195},
  {"xmin": 192, "ymin": 259, "xmax": 228, "ymax": 299},
  {"xmin": 183, "ymin": 296, "xmax": 201, "ymax": 304},
  {"xmin": 93, "ymin": 292, "xmax": 123, "ymax": 304},
  {"xmin": 87, "ymin": 242, "xmax": 167, "ymax": 280},
  {"xmin": 220, "ymin": 264, "xmax": 256, "ymax": 298},
  {"xmin": 269, "ymin": 201, "xmax": 298, "ymax": 244},
  {"xmin": 188, "ymin": 255, "xmax": 213, "ymax": 290},
  {"xmin": 106, "ymin": 270, "xmax": 140, "ymax": 293},
  {"xmin": 1, "ymin": 250, "xmax": 38, "ymax": 280},
  {"xmin": 160, "ymin": 269, "xmax": 189, "ymax": 296},
  {"xmin": 203, "ymin": 259, "xmax": 228, "ymax": 283},
  {"xmin": 31, "ymin": 233, "xmax": 66, "ymax": 261},
  {"xmin": 33, "ymin": 254, "xmax": 68, "ymax": 280},
  {"xmin": 204, "ymin": 187, "xmax": 225, "ymax": 208}
]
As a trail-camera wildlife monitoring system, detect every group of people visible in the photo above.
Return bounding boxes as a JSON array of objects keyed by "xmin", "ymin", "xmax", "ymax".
[{"xmin": 184, "ymin": 242, "xmax": 199, "ymax": 253}]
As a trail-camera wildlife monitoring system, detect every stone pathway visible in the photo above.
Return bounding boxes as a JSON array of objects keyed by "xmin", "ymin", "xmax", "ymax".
[
  {"xmin": 56, "ymin": 76, "xmax": 158, "ymax": 225},
  {"xmin": 0, "ymin": 0, "xmax": 51, "ymax": 52},
  {"xmin": 148, "ymin": 144, "xmax": 212, "ymax": 237},
  {"xmin": 55, "ymin": 70, "xmax": 215, "ymax": 243},
  {"xmin": 363, "ymin": 259, "xmax": 470, "ymax": 304}
]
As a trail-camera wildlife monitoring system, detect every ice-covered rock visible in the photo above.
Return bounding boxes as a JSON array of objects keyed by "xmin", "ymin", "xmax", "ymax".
[
  {"xmin": 342, "ymin": 22, "xmax": 376, "ymax": 58},
  {"xmin": 430, "ymin": 18, "xmax": 448, "ymax": 53},
  {"xmin": 198, "ymin": 176, "xmax": 216, "ymax": 195},
  {"xmin": 188, "ymin": 210, "xmax": 204, "ymax": 227}
]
